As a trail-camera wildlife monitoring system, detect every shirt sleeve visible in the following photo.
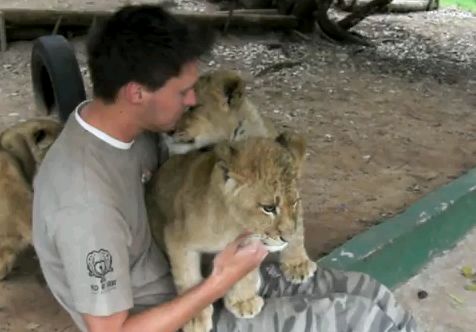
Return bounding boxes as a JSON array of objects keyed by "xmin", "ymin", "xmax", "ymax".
[{"xmin": 50, "ymin": 204, "xmax": 134, "ymax": 316}]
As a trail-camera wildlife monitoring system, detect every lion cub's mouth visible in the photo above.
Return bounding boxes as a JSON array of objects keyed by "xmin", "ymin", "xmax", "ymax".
[{"xmin": 245, "ymin": 234, "xmax": 288, "ymax": 253}]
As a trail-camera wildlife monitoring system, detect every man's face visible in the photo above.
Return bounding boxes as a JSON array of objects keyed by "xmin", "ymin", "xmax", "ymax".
[{"xmin": 141, "ymin": 61, "xmax": 199, "ymax": 132}]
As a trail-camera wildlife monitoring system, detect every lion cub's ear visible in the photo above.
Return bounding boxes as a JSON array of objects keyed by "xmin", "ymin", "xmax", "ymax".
[
  {"xmin": 214, "ymin": 141, "xmax": 243, "ymax": 194},
  {"xmin": 33, "ymin": 128, "xmax": 47, "ymax": 144},
  {"xmin": 275, "ymin": 132, "xmax": 306, "ymax": 166},
  {"xmin": 221, "ymin": 70, "xmax": 245, "ymax": 110}
]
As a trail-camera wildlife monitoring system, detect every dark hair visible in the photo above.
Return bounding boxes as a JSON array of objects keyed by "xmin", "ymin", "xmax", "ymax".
[{"xmin": 86, "ymin": 5, "xmax": 215, "ymax": 102}]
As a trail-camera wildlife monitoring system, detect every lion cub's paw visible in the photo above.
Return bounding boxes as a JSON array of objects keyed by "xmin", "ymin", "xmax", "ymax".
[
  {"xmin": 182, "ymin": 304, "xmax": 214, "ymax": 332},
  {"xmin": 225, "ymin": 295, "xmax": 264, "ymax": 319},
  {"xmin": 0, "ymin": 265, "xmax": 11, "ymax": 281},
  {"xmin": 0, "ymin": 251, "xmax": 16, "ymax": 281},
  {"xmin": 172, "ymin": 131, "xmax": 195, "ymax": 143},
  {"xmin": 281, "ymin": 258, "xmax": 317, "ymax": 284}
]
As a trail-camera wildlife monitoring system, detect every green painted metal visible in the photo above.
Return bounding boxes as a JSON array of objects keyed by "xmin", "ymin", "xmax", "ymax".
[{"xmin": 318, "ymin": 168, "xmax": 476, "ymax": 289}]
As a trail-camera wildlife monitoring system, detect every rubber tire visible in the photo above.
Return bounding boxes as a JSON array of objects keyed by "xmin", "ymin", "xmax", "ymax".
[{"xmin": 31, "ymin": 35, "xmax": 86, "ymax": 123}]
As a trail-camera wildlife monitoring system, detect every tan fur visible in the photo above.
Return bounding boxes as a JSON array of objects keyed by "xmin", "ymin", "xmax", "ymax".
[
  {"xmin": 0, "ymin": 118, "xmax": 62, "ymax": 280},
  {"xmin": 164, "ymin": 69, "xmax": 277, "ymax": 155},
  {"xmin": 0, "ymin": 118, "xmax": 63, "ymax": 184},
  {"xmin": 146, "ymin": 133, "xmax": 316, "ymax": 332}
]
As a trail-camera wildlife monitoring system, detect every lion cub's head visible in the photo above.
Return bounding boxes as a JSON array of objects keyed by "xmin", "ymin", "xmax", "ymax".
[
  {"xmin": 211, "ymin": 132, "xmax": 306, "ymax": 244},
  {"xmin": 165, "ymin": 69, "xmax": 246, "ymax": 154},
  {"xmin": 0, "ymin": 118, "xmax": 62, "ymax": 182}
]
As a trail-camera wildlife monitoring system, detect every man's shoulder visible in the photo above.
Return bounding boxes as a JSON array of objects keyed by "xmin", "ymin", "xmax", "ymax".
[
  {"xmin": 33, "ymin": 120, "xmax": 109, "ymax": 212},
  {"xmin": 40, "ymin": 113, "xmax": 86, "ymax": 166},
  {"xmin": 35, "ymin": 118, "xmax": 85, "ymax": 185}
]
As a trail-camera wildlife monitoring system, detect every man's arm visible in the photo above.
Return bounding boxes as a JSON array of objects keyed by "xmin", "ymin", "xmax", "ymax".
[
  {"xmin": 83, "ymin": 276, "xmax": 219, "ymax": 332},
  {"xmin": 83, "ymin": 234, "xmax": 268, "ymax": 332}
]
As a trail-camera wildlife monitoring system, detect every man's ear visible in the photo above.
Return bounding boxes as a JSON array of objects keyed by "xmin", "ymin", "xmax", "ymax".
[{"xmin": 123, "ymin": 81, "xmax": 146, "ymax": 105}]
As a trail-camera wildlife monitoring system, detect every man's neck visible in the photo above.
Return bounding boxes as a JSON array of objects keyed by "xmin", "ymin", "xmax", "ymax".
[{"xmin": 79, "ymin": 99, "xmax": 142, "ymax": 143}]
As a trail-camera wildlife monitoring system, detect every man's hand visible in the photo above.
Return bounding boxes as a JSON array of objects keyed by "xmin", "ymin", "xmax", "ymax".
[{"xmin": 209, "ymin": 233, "xmax": 269, "ymax": 297}]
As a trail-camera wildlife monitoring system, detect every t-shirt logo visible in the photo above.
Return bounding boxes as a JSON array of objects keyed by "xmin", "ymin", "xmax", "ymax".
[{"xmin": 86, "ymin": 249, "xmax": 113, "ymax": 283}]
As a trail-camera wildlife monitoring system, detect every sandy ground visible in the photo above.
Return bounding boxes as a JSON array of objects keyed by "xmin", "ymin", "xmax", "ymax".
[
  {"xmin": 395, "ymin": 225, "xmax": 476, "ymax": 332},
  {"xmin": 0, "ymin": 0, "xmax": 475, "ymax": 331}
]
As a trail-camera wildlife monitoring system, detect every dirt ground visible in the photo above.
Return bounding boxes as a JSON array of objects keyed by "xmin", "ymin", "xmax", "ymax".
[
  {"xmin": 0, "ymin": 0, "xmax": 475, "ymax": 331},
  {"xmin": 395, "ymin": 225, "xmax": 476, "ymax": 332}
]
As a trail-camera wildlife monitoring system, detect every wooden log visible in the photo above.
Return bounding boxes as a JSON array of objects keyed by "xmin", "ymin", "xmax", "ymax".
[
  {"xmin": 338, "ymin": 0, "xmax": 393, "ymax": 30},
  {"xmin": 7, "ymin": 27, "xmax": 53, "ymax": 41},
  {"xmin": 6, "ymin": 26, "xmax": 88, "ymax": 41},
  {"xmin": 0, "ymin": 8, "xmax": 297, "ymax": 30},
  {"xmin": 381, "ymin": 0, "xmax": 438, "ymax": 12},
  {"xmin": 216, "ymin": 9, "xmax": 279, "ymax": 14},
  {"xmin": 291, "ymin": 0, "xmax": 318, "ymax": 33},
  {"xmin": 315, "ymin": 0, "xmax": 371, "ymax": 45},
  {"xmin": 338, "ymin": 0, "xmax": 438, "ymax": 13}
]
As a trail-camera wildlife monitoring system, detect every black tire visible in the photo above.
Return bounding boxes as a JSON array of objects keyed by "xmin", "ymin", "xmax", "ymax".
[{"xmin": 31, "ymin": 35, "xmax": 86, "ymax": 123}]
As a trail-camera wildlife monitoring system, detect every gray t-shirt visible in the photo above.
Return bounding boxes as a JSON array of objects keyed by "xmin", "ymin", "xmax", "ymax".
[{"xmin": 32, "ymin": 101, "xmax": 176, "ymax": 332}]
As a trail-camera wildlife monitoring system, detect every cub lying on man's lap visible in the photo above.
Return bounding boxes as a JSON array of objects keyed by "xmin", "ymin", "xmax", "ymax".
[{"xmin": 146, "ymin": 132, "xmax": 316, "ymax": 332}]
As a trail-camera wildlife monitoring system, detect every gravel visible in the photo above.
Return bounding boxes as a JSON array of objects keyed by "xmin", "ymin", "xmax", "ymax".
[{"xmin": 202, "ymin": 7, "xmax": 475, "ymax": 86}]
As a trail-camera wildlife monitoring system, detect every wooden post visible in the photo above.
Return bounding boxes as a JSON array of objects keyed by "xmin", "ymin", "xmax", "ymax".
[
  {"xmin": 0, "ymin": 11, "xmax": 7, "ymax": 52},
  {"xmin": 52, "ymin": 15, "xmax": 63, "ymax": 35},
  {"xmin": 223, "ymin": 0, "xmax": 237, "ymax": 35}
]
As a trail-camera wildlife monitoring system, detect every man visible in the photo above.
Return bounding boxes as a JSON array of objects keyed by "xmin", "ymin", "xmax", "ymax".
[{"xmin": 32, "ymin": 4, "xmax": 420, "ymax": 332}]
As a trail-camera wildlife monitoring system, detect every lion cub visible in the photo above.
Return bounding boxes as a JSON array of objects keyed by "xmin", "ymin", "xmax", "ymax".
[
  {"xmin": 163, "ymin": 68, "xmax": 277, "ymax": 155},
  {"xmin": 146, "ymin": 132, "xmax": 316, "ymax": 332},
  {"xmin": 0, "ymin": 118, "xmax": 62, "ymax": 280}
]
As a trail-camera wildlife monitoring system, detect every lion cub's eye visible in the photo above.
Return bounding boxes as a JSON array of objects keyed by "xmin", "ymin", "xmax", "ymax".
[{"xmin": 261, "ymin": 205, "xmax": 277, "ymax": 215}]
